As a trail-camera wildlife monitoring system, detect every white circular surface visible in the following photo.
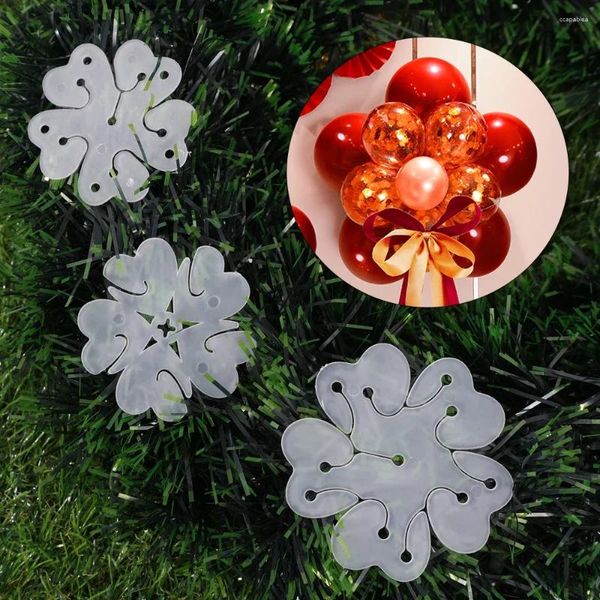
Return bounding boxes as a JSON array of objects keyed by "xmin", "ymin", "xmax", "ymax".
[{"xmin": 287, "ymin": 37, "xmax": 569, "ymax": 305}]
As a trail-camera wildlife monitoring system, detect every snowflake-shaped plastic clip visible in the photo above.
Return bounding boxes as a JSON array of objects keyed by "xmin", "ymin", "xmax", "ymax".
[
  {"xmin": 28, "ymin": 40, "xmax": 194, "ymax": 206},
  {"xmin": 78, "ymin": 238, "xmax": 254, "ymax": 421},
  {"xmin": 282, "ymin": 344, "xmax": 513, "ymax": 582}
]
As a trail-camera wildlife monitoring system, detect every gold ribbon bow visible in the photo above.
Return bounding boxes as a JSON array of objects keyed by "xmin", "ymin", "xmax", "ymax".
[{"xmin": 372, "ymin": 229, "xmax": 475, "ymax": 307}]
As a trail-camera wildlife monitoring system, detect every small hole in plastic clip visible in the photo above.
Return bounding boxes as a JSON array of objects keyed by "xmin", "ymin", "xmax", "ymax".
[
  {"xmin": 392, "ymin": 454, "xmax": 404, "ymax": 466},
  {"xmin": 331, "ymin": 381, "xmax": 342, "ymax": 393},
  {"xmin": 107, "ymin": 116, "xmax": 117, "ymax": 126},
  {"xmin": 157, "ymin": 128, "xmax": 167, "ymax": 137},
  {"xmin": 76, "ymin": 78, "xmax": 85, "ymax": 87},
  {"xmin": 319, "ymin": 462, "xmax": 331, "ymax": 473},
  {"xmin": 40, "ymin": 125, "xmax": 50, "ymax": 134},
  {"xmin": 362, "ymin": 387, "xmax": 373, "ymax": 399},
  {"xmin": 59, "ymin": 137, "xmax": 68, "ymax": 146},
  {"xmin": 113, "ymin": 314, "xmax": 124, "ymax": 324},
  {"xmin": 446, "ymin": 405, "xmax": 457, "ymax": 417},
  {"xmin": 305, "ymin": 490, "xmax": 317, "ymax": 502},
  {"xmin": 457, "ymin": 492, "xmax": 468, "ymax": 504},
  {"xmin": 159, "ymin": 70, "xmax": 169, "ymax": 79},
  {"xmin": 441, "ymin": 374, "xmax": 452, "ymax": 385},
  {"xmin": 91, "ymin": 183, "xmax": 100, "ymax": 193},
  {"xmin": 378, "ymin": 528, "xmax": 389, "ymax": 540},
  {"xmin": 197, "ymin": 362, "xmax": 208, "ymax": 374},
  {"xmin": 400, "ymin": 550, "xmax": 412, "ymax": 562},
  {"xmin": 137, "ymin": 72, "xmax": 146, "ymax": 81},
  {"xmin": 484, "ymin": 478, "xmax": 497, "ymax": 489},
  {"xmin": 208, "ymin": 296, "xmax": 220, "ymax": 308},
  {"xmin": 83, "ymin": 56, "xmax": 92, "ymax": 65},
  {"xmin": 165, "ymin": 149, "xmax": 174, "ymax": 159}
]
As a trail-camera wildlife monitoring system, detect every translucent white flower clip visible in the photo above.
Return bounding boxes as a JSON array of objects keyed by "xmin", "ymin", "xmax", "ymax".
[
  {"xmin": 28, "ymin": 40, "xmax": 195, "ymax": 206},
  {"xmin": 282, "ymin": 343, "xmax": 513, "ymax": 582},
  {"xmin": 78, "ymin": 238, "xmax": 254, "ymax": 421}
]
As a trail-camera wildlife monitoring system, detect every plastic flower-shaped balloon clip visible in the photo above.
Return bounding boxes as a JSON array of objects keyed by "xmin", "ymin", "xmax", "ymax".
[
  {"xmin": 78, "ymin": 239, "xmax": 254, "ymax": 421},
  {"xmin": 282, "ymin": 344, "xmax": 513, "ymax": 582},
  {"xmin": 313, "ymin": 52, "xmax": 537, "ymax": 301},
  {"xmin": 28, "ymin": 40, "xmax": 195, "ymax": 206}
]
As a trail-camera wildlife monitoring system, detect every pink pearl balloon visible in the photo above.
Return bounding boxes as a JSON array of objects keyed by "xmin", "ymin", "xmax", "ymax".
[{"xmin": 395, "ymin": 156, "xmax": 449, "ymax": 211}]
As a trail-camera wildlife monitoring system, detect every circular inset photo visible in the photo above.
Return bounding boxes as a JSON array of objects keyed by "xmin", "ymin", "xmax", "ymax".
[{"xmin": 287, "ymin": 38, "xmax": 568, "ymax": 307}]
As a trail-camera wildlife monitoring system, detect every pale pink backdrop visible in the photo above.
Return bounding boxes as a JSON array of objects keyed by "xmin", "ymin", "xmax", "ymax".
[{"xmin": 286, "ymin": 37, "xmax": 569, "ymax": 305}]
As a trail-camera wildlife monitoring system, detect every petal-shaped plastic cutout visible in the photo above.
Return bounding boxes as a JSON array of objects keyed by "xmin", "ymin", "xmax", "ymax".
[
  {"xmin": 406, "ymin": 357, "xmax": 472, "ymax": 407},
  {"xmin": 113, "ymin": 150, "xmax": 150, "ymax": 203},
  {"xmin": 27, "ymin": 110, "xmax": 88, "ymax": 179},
  {"xmin": 282, "ymin": 418, "xmax": 354, "ymax": 468},
  {"xmin": 105, "ymin": 238, "xmax": 178, "ymax": 315},
  {"xmin": 78, "ymin": 299, "xmax": 153, "ymax": 375},
  {"xmin": 77, "ymin": 141, "xmax": 118, "ymax": 206},
  {"xmin": 173, "ymin": 247, "xmax": 250, "ymax": 323},
  {"xmin": 332, "ymin": 500, "xmax": 388, "ymax": 569},
  {"xmin": 436, "ymin": 388, "xmax": 505, "ymax": 450},
  {"xmin": 42, "ymin": 44, "xmax": 112, "ymax": 108},
  {"xmin": 142, "ymin": 100, "xmax": 195, "ymax": 171},
  {"xmin": 113, "ymin": 39, "xmax": 159, "ymax": 92},
  {"xmin": 332, "ymin": 502, "xmax": 431, "ymax": 582},
  {"xmin": 115, "ymin": 343, "xmax": 189, "ymax": 421},
  {"xmin": 28, "ymin": 39, "xmax": 193, "ymax": 206},
  {"xmin": 406, "ymin": 358, "xmax": 505, "ymax": 448},
  {"xmin": 178, "ymin": 323, "xmax": 254, "ymax": 398},
  {"xmin": 283, "ymin": 419, "xmax": 357, "ymax": 518},
  {"xmin": 453, "ymin": 451, "xmax": 514, "ymax": 508},
  {"xmin": 315, "ymin": 343, "xmax": 410, "ymax": 437},
  {"xmin": 427, "ymin": 455, "xmax": 512, "ymax": 553}
]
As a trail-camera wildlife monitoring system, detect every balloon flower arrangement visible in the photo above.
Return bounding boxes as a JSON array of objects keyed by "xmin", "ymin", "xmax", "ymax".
[{"xmin": 313, "ymin": 56, "xmax": 537, "ymax": 306}]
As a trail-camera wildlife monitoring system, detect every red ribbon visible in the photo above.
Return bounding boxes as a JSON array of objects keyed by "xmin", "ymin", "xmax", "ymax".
[{"xmin": 363, "ymin": 196, "xmax": 482, "ymax": 306}]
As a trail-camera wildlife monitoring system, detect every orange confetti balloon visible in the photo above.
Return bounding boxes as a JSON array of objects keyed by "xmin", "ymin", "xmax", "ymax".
[
  {"xmin": 424, "ymin": 102, "xmax": 487, "ymax": 168},
  {"xmin": 445, "ymin": 164, "xmax": 501, "ymax": 223},
  {"xmin": 362, "ymin": 102, "xmax": 424, "ymax": 168},
  {"xmin": 341, "ymin": 162, "xmax": 402, "ymax": 225}
]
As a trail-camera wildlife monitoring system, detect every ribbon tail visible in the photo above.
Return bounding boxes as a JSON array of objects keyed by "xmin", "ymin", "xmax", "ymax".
[
  {"xmin": 405, "ymin": 248, "xmax": 429, "ymax": 307},
  {"xmin": 442, "ymin": 273, "xmax": 459, "ymax": 306},
  {"xmin": 398, "ymin": 273, "xmax": 408, "ymax": 305},
  {"xmin": 428, "ymin": 263, "xmax": 444, "ymax": 307}
]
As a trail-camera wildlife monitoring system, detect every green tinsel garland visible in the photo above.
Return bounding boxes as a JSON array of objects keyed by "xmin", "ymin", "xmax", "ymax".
[{"xmin": 0, "ymin": 1, "xmax": 599, "ymax": 598}]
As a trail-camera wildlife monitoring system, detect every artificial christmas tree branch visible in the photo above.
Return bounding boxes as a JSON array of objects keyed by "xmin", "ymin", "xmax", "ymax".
[{"xmin": 0, "ymin": 0, "xmax": 598, "ymax": 597}]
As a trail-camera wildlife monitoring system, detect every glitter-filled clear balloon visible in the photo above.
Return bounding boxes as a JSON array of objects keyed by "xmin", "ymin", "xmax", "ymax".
[
  {"xmin": 424, "ymin": 102, "xmax": 487, "ymax": 168},
  {"xmin": 362, "ymin": 102, "xmax": 424, "ymax": 168},
  {"xmin": 446, "ymin": 164, "xmax": 501, "ymax": 223},
  {"xmin": 341, "ymin": 162, "xmax": 401, "ymax": 225}
]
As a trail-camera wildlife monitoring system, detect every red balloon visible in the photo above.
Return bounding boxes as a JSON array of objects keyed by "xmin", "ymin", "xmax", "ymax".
[
  {"xmin": 458, "ymin": 208, "xmax": 511, "ymax": 277},
  {"xmin": 385, "ymin": 57, "xmax": 472, "ymax": 116},
  {"xmin": 292, "ymin": 206, "xmax": 317, "ymax": 252},
  {"xmin": 314, "ymin": 113, "xmax": 370, "ymax": 189},
  {"xmin": 339, "ymin": 218, "xmax": 400, "ymax": 284},
  {"xmin": 478, "ymin": 112, "xmax": 537, "ymax": 196}
]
